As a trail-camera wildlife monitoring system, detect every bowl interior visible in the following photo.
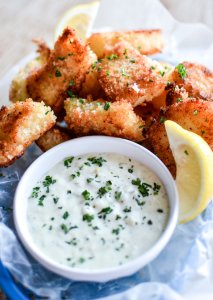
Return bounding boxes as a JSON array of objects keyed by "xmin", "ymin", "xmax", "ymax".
[{"xmin": 14, "ymin": 136, "xmax": 178, "ymax": 282}]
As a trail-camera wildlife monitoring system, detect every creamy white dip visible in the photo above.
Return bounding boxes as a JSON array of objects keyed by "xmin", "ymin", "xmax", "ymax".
[{"xmin": 27, "ymin": 153, "xmax": 169, "ymax": 269}]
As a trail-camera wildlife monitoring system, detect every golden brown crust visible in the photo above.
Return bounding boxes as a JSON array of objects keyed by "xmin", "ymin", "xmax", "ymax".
[
  {"xmin": 87, "ymin": 30, "xmax": 163, "ymax": 58},
  {"xmin": 0, "ymin": 99, "xmax": 56, "ymax": 166},
  {"xmin": 148, "ymin": 99, "xmax": 213, "ymax": 176},
  {"xmin": 171, "ymin": 62, "xmax": 213, "ymax": 100},
  {"xmin": 98, "ymin": 41, "xmax": 165, "ymax": 106},
  {"xmin": 36, "ymin": 126, "xmax": 70, "ymax": 152},
  {"xmin": 64, "ymin": 98, "xmax": 145, "ymax": 142},
  {"xmin": 27, "ymin": 28, "xmax": 96, "ymax": 114}
]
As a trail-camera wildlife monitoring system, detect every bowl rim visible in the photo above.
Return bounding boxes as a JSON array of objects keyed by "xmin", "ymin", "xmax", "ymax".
[{"xmin": 14, "ymin": 136, "xmax": 179, "ymax": 282}]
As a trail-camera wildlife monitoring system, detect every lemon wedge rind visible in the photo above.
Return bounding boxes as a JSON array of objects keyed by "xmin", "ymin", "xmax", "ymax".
[{"xmin": 165, "ymin": 120, "xmax": 213, "ymax": 224}]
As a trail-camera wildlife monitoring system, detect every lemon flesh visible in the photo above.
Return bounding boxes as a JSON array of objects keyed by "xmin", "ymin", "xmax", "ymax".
[
  {"xmin": 54, "ymin": 1, "xmax": 100, "ymax": 42},
  {"xmin": 165, "ymin": 120, "xmax": 213, "ymax": 223}
]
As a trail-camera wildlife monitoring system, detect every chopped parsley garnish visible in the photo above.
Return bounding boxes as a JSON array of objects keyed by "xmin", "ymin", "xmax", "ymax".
[
  {"xmin": 69, "ymin": 80, "xmax": 75, "ymax": 86},
  {"xmin": 176, "ymin": 63, "xmax": 187, "ymax": 79},
  {"xmin": 157, "ymin": 209, "xmax": 164, "ymax": 213},
  {"xmin": 184, "ymin": 150, "xmax": 189, "ymax": 155},
  {"xmin": 87, "ymin": 178, "xmax": 94, "ymax": 183},
  {"xmin": 82, "ymin": 190, "xmax": 91, "ymax": 200},
  {"xmin": 55, "ymin": 69, "xmax": 62, "ymax": 77},
  {"xmin": 79, "ymin": 98, "xmax": 84, "ymax": 104},
  {"xmin": 67, "ymin": 90, "xmax": 75, "ymax": 98},
  {"xmin": 176, "ymin": 97, "xmax": 183, "ymax": 102},
  {"xmin": 160, "ymin": 116, "xmax": 167, "ymax": 124},
  {"xmin": 130, "ymin": 59, "xmax": 136, "ymax": 63},
  {"xmin": 131, "ymin": 178, "xmax": 141, "ymax": 186},
  {"xmin": 43, "ymin": 175, "xmax": 56, "ymax": 192},
  {"xmin": 88, "ymin": 156, "xmax": 106, "ymax": 167},
  {"xmin": 57, "ymin": 56, "xmax": 65, "ymax": 60},
  {"xmin": 115, "ymin": 214, "xmax": 121, "ymax": 220},
  {"xmin": 79, "ymin": 257, "xmax": 85, "ymax": 264},
  {"xmin": 128, "ymin": 166, "xmax": 134, "ymax": 173},
  {"xmin": 67, "ymin": 190, "xmax": 72, "ymax": 194},
  {"xmin": 60, "ymin": 224, "xmax": 69, "ymax": 234},
  {"xmin": 64, "ymin": 156, "xmax": 74, "ymax": 168},
  {"xmin": 66, "ymin": 238, "xmax": 77, "ymax": 246},
  {"xmin": 193, "ymin": 110, "xmax": 198, "ymax": 115},
  {"xmin": 82, "ymin": 214, "xmax": 94, "ymax": 222},
  {"xmin": 121, "ymin": 68, "xmax": 127, "ymax": 76},
  {"xmin": 147, "ymin": 220, "xmax": 153, "ymax": 225},
  {"xmin": 104, "ymin": 102, "xmax": 110, "ymax": 111},
  {"xmin": 98, "ymin": 207, "xmax": 113, "ymax": 219},
  {"xmin": 63, "ymin": 211, "xmax": 69, "ymax": 219},
  {"xmin": 151, "ymin": 66, "xmax": 156, "ymax": 70},
  {"xmin": 123, "ymin": 206, "xmax": 131, "ymax": 213},
  {"xmin": 136, "ymin": 199, "xmax": 145, "ymax": 206},
  {"xmin": 38, "ymin": 195, "xmax": 46, "ymax": 206},
  {"xmin": 153, "ymin": 182, "xmax": 161, "ymax": 195},
  {"xmin": 160, "ymin": 70, "xmax": 165, "ymax": 77},
  {"xmin": 106, "ymin": 70, "xmax": 110, "ymax": 76},
  {"xmin": 201, "ymin": 130, "xmax": 206, "ymax": 136},
  {"xmin": 115, "ymin": 191, "xmax": 122, "ymax": 200},
  {"xmin": 98, "ymin": 181, "xmax": 112, "ymax": 198},
  {"xmin": 131, "ymin": 178, "xmax": 151, "ymax": 197},
  {"xmin": 92, "ymin": 61, "xmax": 97, "ymax": 69},
  {"xmin": 31, "ymin": 186, "xmax": 40, "ymax": 198},
  {"xmin": 112, "ymin": 228, "xmax": 120, "ymax": 235},
  {"xmin": 53, "ymin": 197, "xmax": 59, "ymax": 204},
  {"xmin": 107, "ymin": 54, "xmax": 118, "ymax": 60}
]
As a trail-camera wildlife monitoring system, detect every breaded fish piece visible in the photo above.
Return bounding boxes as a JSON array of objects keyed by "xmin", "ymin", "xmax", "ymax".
[
  {"xmin": 36, "ymin": 126, "xmax": 70, "ymax": 152},
  {"xmin": 171, "ymin": 62, "xmax": 213, "ymax": 100},
  {"xmin": 27, "ymin": 28, "xmax": 96, "ymax": 114},
  {"xmin": 98, "ymin": 41, "xmax": 165, "ymax": 106},
  {"xmin": 87, "ymin": 30, "xmax": 163, "ymax": 58},
  {"xmin": 165, "ymin": 84, "xmax": 189, "ymax": 106},
  {"xmin": 0, "ymin": 99, "xmax": 56, "ymax": 167},
  {"xmin": 64, "ymin": 98, "xmax": 145, "ymax": 141},
  {"xmin": 148, "ymin": 99, "xmax": 213, "ymax": 176},
  {"xmin": 9, "ymin": 40, "xmax": 50, "ymax": 103}
]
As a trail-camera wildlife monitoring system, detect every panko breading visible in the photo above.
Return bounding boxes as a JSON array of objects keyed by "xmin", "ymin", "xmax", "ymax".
[
  {"xmin": 171, "ymin": 62, "xmax": 213, "ymax": 100},
  {"xmin": 9, "ymin": 40, "xmax": 50, "ymax": 103},
  {"xmin": 0, "ymin": 99, "xmax": 56, "ymax": 167},
  {"xmin": 148, "ymin": 99, "xmax": 213, "ymax": 176},
  {"xmin": 64, "ymin": 98, "xmax": 145, "ymax": 141},
  {"xmin": 80, "ymin": 63, "xmax": 106, "ymax": 99},
  {"xmin": 27, "ymin": 28, "xmax": 96, "ymax": 114},
  {"xmin": 165, "ymin": 83, "xmax": 189, "ymax": 106},
  {"xmin": 98, "ymin": 41, "xmax": 165, "ymax": 106},
  {"xmin": 87, "ymin": 30, "xmax": 163, "ymax": 58},
  {"xmin": 36, "ymin": 126, "xmax": 70, "ymax": 152}
]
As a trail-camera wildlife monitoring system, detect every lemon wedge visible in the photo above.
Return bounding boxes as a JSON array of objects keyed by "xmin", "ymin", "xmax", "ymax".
[
  {"xmin": 165, "ymin": 120, "xmax": 213, "ymax": 223},
  {"xmin": 54, "ymin": 1, "xmax": 100, "ymax": 42}
]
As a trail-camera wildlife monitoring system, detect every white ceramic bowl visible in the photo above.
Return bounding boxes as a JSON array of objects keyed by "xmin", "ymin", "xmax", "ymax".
[{"xmin": 14, "ymin": 136, "xmax": 178, "ymax": 282}]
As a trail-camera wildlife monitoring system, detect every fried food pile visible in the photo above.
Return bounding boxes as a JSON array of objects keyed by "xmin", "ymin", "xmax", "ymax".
[{"xmin": 1, "ymin": 28, "xmax": 212, "ymax": 175}]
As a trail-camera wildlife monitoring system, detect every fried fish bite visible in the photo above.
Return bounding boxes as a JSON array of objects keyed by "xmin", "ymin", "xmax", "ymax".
[
  {"xmin": 87, "ymin": 30, "xmax": 163, "ymax": 58},
  {"xmin": 36, "ymin": 126, "xmax": 70, "ymax": 152},
  {"xmin": 64, "ymin": 98, "xmax": 145, "ymax": 141},
  {"xmin": 27, "ymin": 28, "xmax": 96, "ymax": 114},
  {"xmin": 9, "ymin": 40, "xmax": 50, "ymax": 103},
  {"xmin": 148, "ymin": 99, "xmax": 213, "ymax": 176},
  {"xmin": 0, "ymin": 99, "xmax": 56, "ymax": 166},
  {"xmin": 98, "ymin": 41, "xmax": 165, "ymax": 106},
  {"xmin": 171, "ymin": 62, "xmax": 213, "ymax": 100}
]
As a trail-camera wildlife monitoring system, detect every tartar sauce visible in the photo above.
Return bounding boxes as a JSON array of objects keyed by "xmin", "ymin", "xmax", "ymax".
[{"xmin": 27, "ymin": 153, "xmax": 169, "ymax": 269}]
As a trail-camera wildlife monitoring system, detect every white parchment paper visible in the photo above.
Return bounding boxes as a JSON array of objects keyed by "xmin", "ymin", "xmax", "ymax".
[{"xmin": 0, "ymin": 0, "xmax": 213, "ymax": 299}]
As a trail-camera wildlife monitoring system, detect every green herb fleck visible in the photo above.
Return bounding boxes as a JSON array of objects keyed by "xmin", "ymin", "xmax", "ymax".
[
  {"xmin": 130, "ymin": 59, "xmax": 136, "ymax": 63},
  {"xmin": 184, "ymin": 150, "xmax": 189, "ymax": 155},
  {"xmin": 31, "ymin": 186, "xmax": 40, "ymax": 198},
  {"xmin": 107, "ymin": 54, "xmax": 118, "ymax": 60},
  {"xmin": 69, "ymin": 80, "xmax": 75, "ymax": 86},
  {"xmin": 55, "ymin": 69, "xmax": 62, "ymax": 77},
  {"xmin": 160, "ymin": 116, "xmax": 167, "ymax": 124},
  {"xmin": 67, "ymin": 90, "xmax": 75, "ymax": 98},
  {"xmin": 53, "ymin": 197, "xmax": 59, "ymax": 204},
  {"xmin": 98, "ymin": 207, "xmax": 113, "ymax": 219},
  {"xmin": 79, "ymin": 257, "xmax": 85, "ymax": 264},
  {"xmin": 43, "ymin": 175, "xmax": 56, "ymax": 193},
  {"xmin": 104, "ymin": 102, "xmax": 110, "ymax": 111},
  {"xmin": 63, "ymin": 211, "xmax": 69, "ymax": 220},
  {"xmin": 64, "ymin": 156, "xmax": 74, "ymax": 168},
  {"xmin": 61, "ymin": 224, "xmax": 69, "ymax": 234},
  {"xmin": 123, "ymin": 206, "xmax": 131, "ymax": 213},
  {"xmin": 83, "ymin": 214, "xmax": 94, "ymax": 222},
  {"xmin": 87, "ymin": 178, "xmax": 94, "ymax": 183},
  {"xmin": 98, "ymin": 181, "xmax": 112, "ymax": 198},
  {"xmin": 112, "ymin": 228, "xmax": 120, "ymax": 235},
  {"xmin": 193, "ymin": 110, "xmax": 198, "ymax": 115},
  {"xmin": 153, "ymin": 182, "xmax": 161, "ymax": 195},
  {"xmin": 160, "ymin": 70, "xmax": 165, "ymax": 77},
  {"xmin": 176, "ymin": 97, "xmax": 183, "ymax": 102},
  {"xmin": 82, "ymin": 190, "xmax": 91, "ymax": 201},
  {"xmin": 106, "ymin": 70, "xmax": 110, "ymax": 76},
  {"xmin": 176, "ymin": 63, "xmax": 187, "ymax": 79},
  {"xmin": 115, "ymin": 191, "xmax": 122, "ymax": 200},
  {"xmin": 88, "ymin": 156, "xmax": 106, "ymax": 167},
  {"xmin": 38, "ymin": 195, "xmax": 46, "ymax": 206}
]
